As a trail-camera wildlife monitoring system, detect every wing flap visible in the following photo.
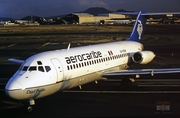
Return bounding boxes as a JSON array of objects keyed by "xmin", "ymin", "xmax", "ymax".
[
  {"xmin": 8, "ymin": 58, "xmax": 25, "ymax": 64},
  {"xmin": 103, "ymin": 68, "xmax": 180, "ymax": 77}
]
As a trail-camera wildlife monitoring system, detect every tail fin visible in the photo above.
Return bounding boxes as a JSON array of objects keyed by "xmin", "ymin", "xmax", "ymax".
[{"xmin": 126, "ymin": 10, "xmax": 147, "ymax": 42}]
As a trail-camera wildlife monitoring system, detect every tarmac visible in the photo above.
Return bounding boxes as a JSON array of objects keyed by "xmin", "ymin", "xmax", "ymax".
[
  {"xmin": 0, "ymin": 25, "xmax": 180, "ymax": 117},
  {"xmin": 1, "ymin": 80, "xmax": 180, "ymax": 117}
]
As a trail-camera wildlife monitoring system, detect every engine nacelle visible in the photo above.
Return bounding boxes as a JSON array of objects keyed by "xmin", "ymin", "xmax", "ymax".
[{"xmin": 132, "ymin": 51, "xmax": 155, "ymax": 64}]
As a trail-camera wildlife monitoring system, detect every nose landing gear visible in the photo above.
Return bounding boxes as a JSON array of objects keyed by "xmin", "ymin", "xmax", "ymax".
[{"xmin": 26, "ymin": 99, "xmax": 35, "ymax": 112}]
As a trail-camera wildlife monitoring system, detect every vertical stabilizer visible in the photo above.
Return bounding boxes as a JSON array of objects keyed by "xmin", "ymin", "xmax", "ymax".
[{"xmin": 126, "ymin": 10, "xmax": 147, "ymax": 42}]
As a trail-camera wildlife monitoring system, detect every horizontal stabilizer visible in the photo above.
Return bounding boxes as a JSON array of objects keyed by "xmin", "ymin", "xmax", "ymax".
[{"xmin": 8, "ymin": 58, "xmax": 25, "ymax": 64}]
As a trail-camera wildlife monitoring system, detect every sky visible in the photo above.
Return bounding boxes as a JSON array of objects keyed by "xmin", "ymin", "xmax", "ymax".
[{"xmin": 0, "ymin": 0, "xmax": 180, "ymax": 19}]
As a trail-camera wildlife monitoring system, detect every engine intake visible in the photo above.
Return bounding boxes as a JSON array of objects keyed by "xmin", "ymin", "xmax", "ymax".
[
  {"xmin": 132, "ymin": 51, "xmax": 155, "ymax": 64},
  {"xmin": 132, "ymin": 52, "xmax": 143, "ymax": 63}
]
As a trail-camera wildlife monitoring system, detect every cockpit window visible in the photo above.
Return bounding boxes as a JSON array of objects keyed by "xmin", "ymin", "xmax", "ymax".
[
  {"xmin": 21, "ymin": 65, "xmax": 51, "ymax": 72},
  {"xmin": 45, "ymin": 66, "xmax": 51, "ymax": 72},
  {"xmin": 38, "ymin": 66, "xmax": 44, "ymax": 72},
  {"xmin": 28, "ymin": 66, "xmax": 37, "ymax": 71},
  {"xmin": 19, "ymin": 65, "xmax": 23, "ymax": 70},
  {"xmin": 22, "ymin": 66, "xmax": 29, "ymax": 71},
  {"xmin": 37, "ymin": 61, "xmax": 42, "ymax": 65}
]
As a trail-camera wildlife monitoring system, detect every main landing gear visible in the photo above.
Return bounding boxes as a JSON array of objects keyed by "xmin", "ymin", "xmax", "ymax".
[
  {"xmin": 120, "ymin": 77, "xmax": 137, "ymax": 88},
  {"xmin": 120, "ymin": 75, "xmax": 140, "ymax": 88}
]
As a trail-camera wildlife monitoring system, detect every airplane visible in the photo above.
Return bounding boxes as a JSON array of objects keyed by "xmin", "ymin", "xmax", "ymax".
[{"xmin": 5, "ymin": 10, "xmax": 180, "ymax": 112}]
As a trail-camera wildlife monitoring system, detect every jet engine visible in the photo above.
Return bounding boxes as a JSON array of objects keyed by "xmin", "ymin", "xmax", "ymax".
[
  {"xmin": 132, "ymin": 51, "xmax": 155, "ymax": 64},
  {"xmin": 128, "ymin": 51, "xmax": 155, "ymax": 66}
]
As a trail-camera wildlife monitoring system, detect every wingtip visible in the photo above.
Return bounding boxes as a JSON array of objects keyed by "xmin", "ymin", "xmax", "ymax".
[{"xmin": 8, "ymin": 58, "xmax": 25, "ymax": 64}]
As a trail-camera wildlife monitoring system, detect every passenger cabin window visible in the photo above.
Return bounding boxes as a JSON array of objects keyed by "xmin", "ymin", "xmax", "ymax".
[{"xmin": 66, "ymin": 51, "xmax": 131, "ymax": 71}]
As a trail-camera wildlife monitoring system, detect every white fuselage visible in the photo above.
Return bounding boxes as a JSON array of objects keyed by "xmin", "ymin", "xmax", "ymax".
[{"xmin": 5, "ymin": 41, "xmax": 143, "ymax": 100}]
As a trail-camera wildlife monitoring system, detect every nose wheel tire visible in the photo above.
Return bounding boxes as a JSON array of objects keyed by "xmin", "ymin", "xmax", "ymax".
[{"xmin": 27, "ymin": 106, "xmax": 33, "ymax": 112}]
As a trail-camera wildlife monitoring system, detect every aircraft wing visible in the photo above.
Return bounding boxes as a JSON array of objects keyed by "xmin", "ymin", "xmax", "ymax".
[
  {"xmin": 103, "ymin": 68, "xmax": 180, "ymax": 77},
  {"xmin": 142, "ymin": 12, "xmax": 180, "ymax": 16},
  {"xmin": 114, "ymin": 11, "xmax": 180, "ymax": 16},
  {"xmin": 8, "ymin": 58, "xmax": 25, "ymax": 64}
]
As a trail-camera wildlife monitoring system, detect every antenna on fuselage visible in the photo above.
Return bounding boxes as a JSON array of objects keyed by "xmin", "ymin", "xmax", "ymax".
[{"xmin": 67, "ymin": 43, "xmax": 71, "ymax": 51}]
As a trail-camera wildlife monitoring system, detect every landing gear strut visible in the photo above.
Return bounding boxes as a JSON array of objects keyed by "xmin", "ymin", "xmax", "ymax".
[
  {"xmin": 120, "ymin": 78, "xmax": 132, "ymax": 88},
  {"xmin": 120, "ymin": 77, "xmax": 136, "ymax": 88}
]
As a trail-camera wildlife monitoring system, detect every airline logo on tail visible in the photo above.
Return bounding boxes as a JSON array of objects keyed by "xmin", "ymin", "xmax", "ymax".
[
  {"xmin": 137, "ymin": 20, "xmax": 143, "ymax": 40},
  {"xmin": 126, "ymin": 11, "xmax": 146, "ymax": 42}
]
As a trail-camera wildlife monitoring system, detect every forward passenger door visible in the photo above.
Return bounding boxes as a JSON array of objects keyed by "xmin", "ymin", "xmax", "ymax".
[{"xmin": 51, "ymin": 58, "xmax": 64, "ymax": 83}]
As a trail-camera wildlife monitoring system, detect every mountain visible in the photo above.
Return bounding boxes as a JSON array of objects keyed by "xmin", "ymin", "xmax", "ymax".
[
  {"xmin": 21, "ymin": 16, "xmax": 42, "ymax": 21},
  {"xmin": 27, "ymin": 7, "xmax": 127, "ymax": 19},
  {"xmin": 46, "ymin": 14, "xmax": 67, "ymax": 19},
  {"xmin": 46, "ymin": 7, "xmax": 113, "ymax": 19},
  {"xmin": 0, "ymin": 17, "xmax": 14, "ymax": 21},
  {"xmin": 83, "ymin": 7, "xmax": 113, "ymax": 15}
]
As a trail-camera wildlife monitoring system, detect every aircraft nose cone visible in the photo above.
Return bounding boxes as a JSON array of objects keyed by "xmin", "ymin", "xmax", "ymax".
[
  {"xmin": 5, "ymin": 81, "xmax": 24, "ymax": 100},
  {"xmin": 6, "ymin": 80, "xmax": 23, "ymax": 90}
]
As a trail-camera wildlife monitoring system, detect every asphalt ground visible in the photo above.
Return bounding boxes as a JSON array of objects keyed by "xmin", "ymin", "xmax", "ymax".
[
  {"xmin": 0, "ymin": 24, "xmax": 180, "ymax": 117},
  {"xmin": 1, "ymin": 80, "xmax": 180, "ymax": 117}
]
